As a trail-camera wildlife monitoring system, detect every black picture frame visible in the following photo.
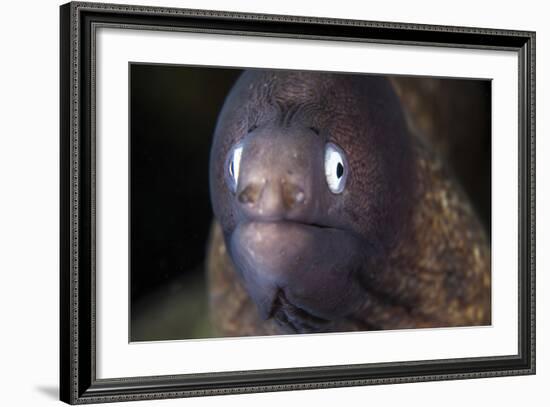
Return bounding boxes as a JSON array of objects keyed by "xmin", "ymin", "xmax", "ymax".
[{"xmin": 60, "ymin": 1, "xmax": 536, "ymax": 404}]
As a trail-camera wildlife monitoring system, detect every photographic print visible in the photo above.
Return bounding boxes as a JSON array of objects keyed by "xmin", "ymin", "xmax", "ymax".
[
  {"xmin": 60, "ymin": 3, "xmax": 534, "ymax": 402},
  {"xmin": 129, "ymin": 65, "xmax": 492, "ymax": 342}
]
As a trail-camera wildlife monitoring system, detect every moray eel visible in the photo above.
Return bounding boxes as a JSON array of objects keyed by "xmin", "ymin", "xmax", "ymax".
[{"xmin": 207, "ymin": 70, "xmax": 491, "ymax": 336}]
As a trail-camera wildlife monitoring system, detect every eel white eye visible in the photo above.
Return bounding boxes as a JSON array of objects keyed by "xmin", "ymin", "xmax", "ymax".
[
  {"xmin": 227, "ymin": 144, "xmax": 243, "ymax": 192},
  {"xmin": 324, "ymin": 142, "xmax": 348, "ymax": 194}
]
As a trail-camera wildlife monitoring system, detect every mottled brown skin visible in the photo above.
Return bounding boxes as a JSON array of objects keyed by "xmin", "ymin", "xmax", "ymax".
[
  {"xmin": 391, "ymin": 77, "xmax": 492, "ymax": 230},
  {"xmin": 207, "ymin": 70, "xmax": 490, "ymax": 337}
]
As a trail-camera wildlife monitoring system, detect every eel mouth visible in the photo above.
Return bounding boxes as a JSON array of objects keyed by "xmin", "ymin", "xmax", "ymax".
[
  {"xmin": 242, "ymin": 218, "xmax": 338, "ymax": 231},
  {"xmin": 230, "ymin": 219, "xmax": 366, "ymax": 328},
  {"xmin": 268, "ymin": 289, "xmax": 332, "ymax": 333}
]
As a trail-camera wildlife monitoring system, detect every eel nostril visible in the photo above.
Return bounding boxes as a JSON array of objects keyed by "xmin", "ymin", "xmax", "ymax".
[
  {"xmin": 282, "ymin": 181, "xmax": 305, "ymax": 209},
  {"xmin": 238, "ymin": 183, "xmax": 263, "ymax": 205},
  {"xmin": 239, "ymin": 179, "xmax": 304, "ymax": 212}
]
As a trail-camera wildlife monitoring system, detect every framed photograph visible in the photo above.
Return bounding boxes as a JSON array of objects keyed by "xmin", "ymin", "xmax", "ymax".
[{"xmin": 60, "ymin": 1, "xmax": 536, "ymax": 404}]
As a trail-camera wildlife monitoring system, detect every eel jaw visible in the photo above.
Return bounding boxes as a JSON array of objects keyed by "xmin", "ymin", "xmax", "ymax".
[{"xmin": 229, "ymin": 220, "xmax": 366, "ymax": 332}]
